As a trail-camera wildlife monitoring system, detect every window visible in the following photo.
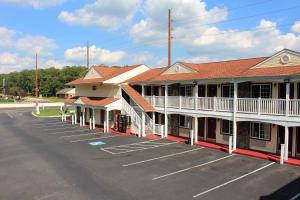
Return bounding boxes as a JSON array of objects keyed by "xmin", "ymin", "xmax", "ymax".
[
  {"xmin": 251, "ymin": 84, "xmax": 271, "ymax": 98},
  {"xmin": 92, "ymin": 85, "xmax": 97, "ymax": 91},
  {"xmin": 180, "ymin": 85, "xmax": 193, "ymax": 96},
  {"xmin": 89, "ymin": 108, "xmax": 93, "ymax": 118},
  {"xmin": 161, "ymin": 86, "xmax": 175, "ymax": 96},
  {"xmin": 222, "ymin": 120, "xmax": 233, "ymax": 135},
  {"xmin": 222, "ymin": 84, "xmax": 234, "ymax": 97},
  {"xmin": 179, "ymin": 115, "xmax": 192, "ymax": 129},
  {"xmin": 250, "ymin": 122, "xmax": 271, "ymax": 140}
]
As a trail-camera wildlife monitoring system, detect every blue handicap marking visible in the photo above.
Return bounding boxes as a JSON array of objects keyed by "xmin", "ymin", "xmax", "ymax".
[{"xmin": 89, "ymin": 141, "xmax": 106, "ymax": 146}]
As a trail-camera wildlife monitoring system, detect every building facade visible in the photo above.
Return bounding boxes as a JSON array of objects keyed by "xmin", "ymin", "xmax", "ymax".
[{"xmin": 65, "ymin": 49, "xmax": 300, "ymax": 161}]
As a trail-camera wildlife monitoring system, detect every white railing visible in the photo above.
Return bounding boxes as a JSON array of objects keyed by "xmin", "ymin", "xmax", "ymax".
[
  {"xmin": 155, "ymin": 124, "xmax": 164, "ymax": 136},
  {"xmin": 290, "ymin": 99, "xmax": 300, "ymax": 116},
  {"xmin": 144, "ymin": 112, "xmax": 154, "ymax": 134},
  {"xmin": 198, "ymin": 97, "xmax": 214, "ymax": 110},
  {"xmin": 181, "ymin": 97, "xmax": 195, "ymax": 109},
  {"xmin": 216, "ymin": 97, "xmax": 233, "ymax": 112},
  {"xmin": 237, "ymin": 98, "xmax": 258, "ymax": 113},
  {"xmin": 144, "ymin": 95, "xmax": 300, "ymax": 117},
  {"xmin": 121, "ymin": 98, "xmax": 141, "ymax": 129}
]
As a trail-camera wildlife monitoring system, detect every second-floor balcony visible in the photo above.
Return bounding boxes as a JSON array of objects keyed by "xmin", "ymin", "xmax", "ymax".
[{"xmin": 144, "ymin": 96, "xmax": 300, "ymax": 118}]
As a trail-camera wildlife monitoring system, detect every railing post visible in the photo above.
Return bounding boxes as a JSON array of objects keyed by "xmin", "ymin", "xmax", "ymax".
[
  {"xmin": 179, "ymin": 96, "xmax": 182, "ymax": 110},
  {"xmin": 258, "ymin": 97, "xmax": 261, "ymax": 115},
  {"xmin": 213, "ymin": 96, "xmax": 217, "ymax": 111}
]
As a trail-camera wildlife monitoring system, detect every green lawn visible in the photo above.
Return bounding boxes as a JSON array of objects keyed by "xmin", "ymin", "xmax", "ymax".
[
  {"xmin": 43, "ymin": 97, "xmax": 65, "ymax": 102},
  {"xmin": 34, "ymin": 109, "xmax": 74, "ymax": 117},
  {"xmin": 0, "ymin": 98, "xmax": 14, "ymax": 103}
]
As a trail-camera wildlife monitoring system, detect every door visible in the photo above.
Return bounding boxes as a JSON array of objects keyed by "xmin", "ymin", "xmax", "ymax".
[
  {"xmin": 297, "ymin": 128, "xmax": 300, "ymax": 158},
  {"xmin": 153, "ymin": 86, "xmax": 159, "ymax": 96},
  {"xmin": 170, "ymin": 114, "xmax": 179, "ymax": 136},
  {"xmin": 100, "ymin": 110, "xmax": 105, "ymax": 125},
  {"xmin": 76, "ymin": 106, "xmax": 81, "ymax": 122},
  {"xmin": 198, "ymin": 118, "xmax": 205, "ymax": 138},
  {"xmin": 237, "ymin": 122, "xmax": 250, "ymax": 149},
  {"xmin": 198, "ymin": 85, "xmax": 206, "ymax": 97},
  {"xmin": 278, "ymin": 83, "xmax": 294, "ymax": 99},
  {"xmin": 277, "ymin": 126, "xmax": 293, "ymax": 155},
  {"xmin": 207, "ymin": 117, "xmax": 216, "ymax": 139},
  {"xmin": 207, "ymin": 84, "xmax": 217, "ymax": 97}
]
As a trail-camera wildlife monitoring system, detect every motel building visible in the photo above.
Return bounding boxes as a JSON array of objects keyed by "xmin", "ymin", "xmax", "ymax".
[{"xmin": 65, "ymin": 49, "xmax": 300, "ymax": 161}]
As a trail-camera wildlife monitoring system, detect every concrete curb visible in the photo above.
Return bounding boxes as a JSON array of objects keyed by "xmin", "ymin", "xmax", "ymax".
[{"xmin": 31, "ymin": 111, "xmax": 69, "ymax": 118}]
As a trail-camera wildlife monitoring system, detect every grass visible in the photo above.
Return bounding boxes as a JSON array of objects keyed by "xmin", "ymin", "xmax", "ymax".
[
  {"xmin": 44, "ymin": 97, "xmax": 65, "ymax": 102},
  {"xmin": 34, "ymin": 109, "xmax": 73, "ymax": 117},
  {"xmin": 0, "ymin": 98, "xmax": 14, "ymax": 103}
]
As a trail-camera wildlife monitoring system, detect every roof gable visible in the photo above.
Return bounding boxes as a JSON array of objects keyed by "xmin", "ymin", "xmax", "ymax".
[
  {"xmin": 161, "ymin": 63, "xmax": 197, "ymax": 75},
  {"xmin": 251, "ymin": 49, "xmax": 300, "ymax": 69},
  {"xmin": 83, "ymin": 67, "xmax": 102, "ymax": 79},
  {"xmin": 74, "ymin": 98, "xmax": 85, "ymax": 105}
]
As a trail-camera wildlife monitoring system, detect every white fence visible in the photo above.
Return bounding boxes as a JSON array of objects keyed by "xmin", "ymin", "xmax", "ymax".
[{"xmin": 145, "ymin": 95, "xmax": 300, "ymax": 116}]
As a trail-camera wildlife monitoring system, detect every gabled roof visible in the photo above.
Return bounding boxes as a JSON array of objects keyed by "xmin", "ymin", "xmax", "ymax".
[
  {"xmin": 127, "ymin": 67, "xmax": 167, "ymax": 83},
  {"xmin": 56, "ymin": 88, "xmax": 75, "ymax": 95},
  {"xmin": 66, "ymin": 65, "xmax": 140, "ymax": 85},
  {"xmin": 72, "ymin": 97, "xmax": 118, "ymax": 107},
  {"xmin": 121, "ymin": 84, "xmax": 155, "ymax": 112}
]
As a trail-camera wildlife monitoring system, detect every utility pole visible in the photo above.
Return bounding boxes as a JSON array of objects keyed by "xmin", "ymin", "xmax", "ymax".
[
  {"xmin": 35, "ymin": 53, "xmax": 38, "ymax": 98},
  {"xmin": 87, "ymin": 41, "xmax": 90, "ymax": 68},
  {"xmin": 168, "ymin": 9, "xmax": 171, "ymax": 67}
]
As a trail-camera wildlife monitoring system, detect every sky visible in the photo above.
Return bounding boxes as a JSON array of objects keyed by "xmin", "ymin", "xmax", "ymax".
[{"xmin": 0, "ymin": 0, "xmax": 300, "ymax": 73}]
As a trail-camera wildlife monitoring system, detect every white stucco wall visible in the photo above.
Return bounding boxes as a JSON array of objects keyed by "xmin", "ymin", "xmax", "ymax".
[{"xmin": 75, "ymin": 84, "xmax": 121, "ymax": 98}]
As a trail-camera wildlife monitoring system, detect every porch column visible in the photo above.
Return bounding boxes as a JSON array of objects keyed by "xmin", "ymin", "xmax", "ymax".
[
  {"xmin": 233, "ymin": 82, "xmax": 238, "ymax": 151},
  {"xmin": 105, "ymin": 109, "xmax": 109, "ymax": 133},
  {"xmin": 152, "ymin": 112, "xmax": 155, "ymax": 134},
  {"xmin": 142, "ymin": 85, "xmax": 145, "ymax": 97},
  {"xmin": 164, "ymin": 84, "xmax": 168, "ymax": 137},
  {"xmin": 74, "ymin": 106, "xmax": 77, "ymax": 125},
  {"xmin": 141, "ymin": 112, "xmax": 146, "ymax": 137},
  {"xmin": 92, "ymin": 108, "xmax": 96, "ymax": 129},
  {"xmin": 194, "ymin": 83, "xmax": 198, "ymax": 110},
  {"xmin": 194, "ymin": 117, "xmax": 198, "ymax": 143},
  {"xmin": 82, "ymin": 107, "xmax": 85, "ymax": 127},
  {"xmin": 284, "ymin": 125, "xmax": 289, "ymax": 161},
  {"xmin": 286, "ymin": 81, "xmax": 290, "ymax": 116}
]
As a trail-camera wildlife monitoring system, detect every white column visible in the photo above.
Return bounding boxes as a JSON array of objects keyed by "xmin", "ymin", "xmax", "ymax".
[
  {"xmin": 233, "ymin": 82, "xmax": 238, "ymax": 151},
  {"xmin": 286, "ymin": 82, "xmax": 290, "ymax": 116},
  {"xmin": 74, "ymin": 107, "xmax": 77, "ymax": 125},
  {"xmin": 106, "ymin": 110, "xmax": 109, "ymax": 132},
  {"xmin": 152, "ymin": 112, "xmax": 155, "ymax": 134},
  {"xmin": 92, "ymin": 108, "xmax": 96, "ymax": 129},
  {"xmin": 194, "ymin": 117, "xmax": 198, "ymax": 143},
  {"xmin": 284, "ymin": 125, "xmax": 289, "ymax": 161},
  {"xmin": 89, "ymin": 118, "xmax": 92, "ymax": 130},
  {"xmin": 141, "ymin": 112, "xmax": 146, "ymax": 137},
  {"xmin": 190, "ymin": 130, "xmax": 194, "ymax": 146},
  {"xmin": 164, "ymin": 84, "xmax": 168, "ymax": 137},
  {"xmin": 142, "ymin": 85, "xmax": 145, "ymax": 97},
  {"xmin": 80, "ymin": 115, "xmax": 82, "ymax": 127},
  {"xmin": 82, "ymin": 107, "xmax": 85, "ymax": 127},
  {"xmin": 194, "ymin": 84, "xmax": 198, "ymax": 110}
]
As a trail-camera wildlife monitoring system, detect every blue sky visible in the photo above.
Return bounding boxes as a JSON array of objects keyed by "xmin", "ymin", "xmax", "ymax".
[{"xmin": 0, "ymin": 0, "xmax": 300, "ymax": 73}]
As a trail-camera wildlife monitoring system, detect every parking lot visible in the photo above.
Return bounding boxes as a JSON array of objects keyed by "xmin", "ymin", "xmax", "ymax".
[{"xmin": 0, "ymin": 110, "xmax": 300, "ymax": 200}]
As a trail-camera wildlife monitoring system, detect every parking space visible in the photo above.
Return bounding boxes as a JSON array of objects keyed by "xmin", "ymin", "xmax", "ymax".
[{"xmin": 1, "ymin": 111, "xmax": 300, "ymax": 200}]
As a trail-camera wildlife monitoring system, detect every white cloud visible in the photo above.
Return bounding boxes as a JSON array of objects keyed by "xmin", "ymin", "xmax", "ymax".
[
  {"xmin": 0, "ymin": 27, "xmax": 16, "ymax": 47},
  {"xmin": 64, "ymin": 45, "xmax": 126, "ymax": 65},
  {"xmin": 58, "ymin": 0, "xmax": 139, "ymax": 30},
  {"xmin": 131, "ymin": 52, "xmax": 154, "ymax": 64},
  {"xmin": 44, "ymin": 59, "xmax": 73, "ymax": 69},
  {"xmin": 0, "ymin": 53, "xmax": 34, "ymax": 73},
  {"xmin": 16, "ymin": 36, "xmax": 57, "ymax": 56},
  {"xmin": 130, "ymin": 0, "xmax": 300, "ymax": 62},
  {"xmin": 0, "ymin": 0, "xmax": 66, "ymax": 8},
  {"xmin": 291, "ymin": 21, "xmax": 300, "ymax": 33}
]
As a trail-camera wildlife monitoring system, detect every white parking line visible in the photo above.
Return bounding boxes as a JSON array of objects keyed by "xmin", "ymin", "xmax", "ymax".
[
  {"xmin": 290, "ymin": 192, "xmax": 300, "ymax": 200},
  {"xmin": 193, "ymin": 162, "xmax": 275, "ymax": 198},
  {"xmin": 123, "ymin": 147, "xmax": 204, "ymax": 167},
  {"xmin": 59, "ymin": 132, "xmax": 101, "ymax": 139},
  {"xmin": 48, "ymin": 129, "xmax": 90, "ymax": 135},
  {"xmin": 102, "ymin": 138, "xmax": 165, "ymax": 149},
  {"xmin": 70, "ymin": 135, "xmax": 121, "ymax": 143},
  {"xmin": 152, "ymin": 154, "xmax": 235, "ymax": 180},
  {"xmin": 45, "ymin": 127, "xmax": 77, "ymax": 131},
  {"xmin": 102, "ymin": 141, "xmax": 179, "ymax": 155}
]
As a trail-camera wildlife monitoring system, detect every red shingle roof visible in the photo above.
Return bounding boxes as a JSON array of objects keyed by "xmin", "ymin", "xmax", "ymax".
[
  {"xmin": 121, "ymin": 84, "xmax": 155, "ymax": 112},
  {"xmin": 79, "ymin": 97, "xmax": 118, "ymax": 107},
  {"xmin": 66, "ymin": 65, "xmax": 140, "ymax": 85}
]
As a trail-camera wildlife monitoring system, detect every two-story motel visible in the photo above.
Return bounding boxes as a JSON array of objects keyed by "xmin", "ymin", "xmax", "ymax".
[{"xmin": 65, "ymin": 49, "xmax": 300, "ymax": 161}]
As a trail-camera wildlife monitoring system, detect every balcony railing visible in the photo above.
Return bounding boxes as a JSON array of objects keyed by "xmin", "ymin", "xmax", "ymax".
[{"xmin": 145, "ymin": 96, "xmax": 300, "ymax": 117}]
